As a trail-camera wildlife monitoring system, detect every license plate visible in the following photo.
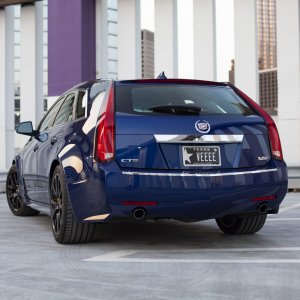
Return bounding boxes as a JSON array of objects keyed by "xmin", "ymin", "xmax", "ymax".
[{"xmin": 182, "ymin": 146, "xmax": 221, "ymax": 166}]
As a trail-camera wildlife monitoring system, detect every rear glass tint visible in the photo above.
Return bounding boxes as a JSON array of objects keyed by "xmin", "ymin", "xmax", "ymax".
[{"xmin": 115, "ymin": 84, "xmax": 255, "ymax": 116}]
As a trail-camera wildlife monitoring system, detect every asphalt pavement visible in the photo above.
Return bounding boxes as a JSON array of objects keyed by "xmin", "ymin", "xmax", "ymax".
[{"xmin": 0, "ymin": 192, "xmax": 299, "ymax": 300}]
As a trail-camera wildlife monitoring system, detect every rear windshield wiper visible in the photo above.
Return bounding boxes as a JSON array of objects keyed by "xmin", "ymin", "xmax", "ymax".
[{"xmin": 149, "ymin": 105, "xmax": 203, "ymax": 115}]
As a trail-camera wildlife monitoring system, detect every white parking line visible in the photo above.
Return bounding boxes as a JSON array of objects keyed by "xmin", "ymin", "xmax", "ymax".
[
  {"xmin": 84, "ymin": 247, "xmax": 300, "ymax": 263},
  {"xmin": 84, "ymin": 258, "xmax": 300, "ymax": 263},
  {"xmin": 268, "ymin": 218, "xmax": 300, "ymax": 221},
  {"xmin": 85, "ymin": 250, "xmax": 137, "ymax": 261}
]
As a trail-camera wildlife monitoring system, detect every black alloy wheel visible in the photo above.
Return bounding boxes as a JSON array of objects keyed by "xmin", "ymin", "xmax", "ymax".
[
  {"xmin": 6, "ymin": 165, "xmax": 39, "ymax": 216},
  {"xmin": 50, "ymin": 165, "xmax": 95, "ymax": 244},
  {"xmin": 51, "ymin": 173, "xmax": 63, "ymax": 235}
]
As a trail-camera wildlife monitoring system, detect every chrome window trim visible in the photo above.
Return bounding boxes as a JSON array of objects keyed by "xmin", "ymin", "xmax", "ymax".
[
  {"xmin": 83, "ymin": 91, "xmax": 88, "ymax": 118},
  {"xmin": 122, "ymin": 168, "xmax": 278, "ymax": 177},
  {"xmin": 154, "ymin": 134, "xmax": 244, "ymax": 144}
]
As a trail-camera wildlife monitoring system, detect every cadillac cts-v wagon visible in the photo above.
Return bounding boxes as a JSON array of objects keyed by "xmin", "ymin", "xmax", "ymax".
[{"xmin": 6, "ymin": 78, "xmax": 288, "ymax": 243}]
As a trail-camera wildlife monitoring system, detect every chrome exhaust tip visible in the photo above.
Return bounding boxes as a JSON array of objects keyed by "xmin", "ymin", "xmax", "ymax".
[
  {"xmin": 257, "ymin": 203, "xmax": 269, "ymax": 214},
  {"xmin": 133, "ymin": 208, "xmax": 146, "ymax": 220}
]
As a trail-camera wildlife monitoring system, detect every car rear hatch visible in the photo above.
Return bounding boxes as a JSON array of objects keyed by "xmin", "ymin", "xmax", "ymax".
[{"xmin": 114, "ymin": 80, "xmax": 271, "ymax": 170}]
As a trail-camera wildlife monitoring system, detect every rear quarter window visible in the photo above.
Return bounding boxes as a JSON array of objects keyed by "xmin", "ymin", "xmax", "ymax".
[{"xmin": 115, "ymin": 84, "xmax": 255, "ymax": 116}]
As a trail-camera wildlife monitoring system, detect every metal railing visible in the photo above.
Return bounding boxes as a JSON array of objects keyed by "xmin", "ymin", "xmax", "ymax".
[{"xmin": 287, "ymin": 166, "xmax": 300, "ymax": 190}]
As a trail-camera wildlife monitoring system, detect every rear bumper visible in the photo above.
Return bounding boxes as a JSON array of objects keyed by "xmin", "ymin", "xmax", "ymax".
[{"xmin": 67, "ymin": 160, "xmax": 288, "ymax": 222}]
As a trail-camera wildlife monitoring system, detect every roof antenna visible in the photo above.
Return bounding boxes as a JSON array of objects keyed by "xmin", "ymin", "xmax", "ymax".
[{"xmin": 157, "ymin": 71, "xmax": 167, "ymax": 79}]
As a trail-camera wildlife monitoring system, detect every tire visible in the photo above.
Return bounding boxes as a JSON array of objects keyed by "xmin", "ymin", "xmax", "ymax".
[
  {"xmin": 216, "ymin": 214, "xmax": 267, "ymax": 234},
  {"xmin": 6, "ymin": 165, "xmax": 39, "ymax": 217},
  {"xmin": 50, "ymin": 165, "xmax": 95, "ymax": 244}
]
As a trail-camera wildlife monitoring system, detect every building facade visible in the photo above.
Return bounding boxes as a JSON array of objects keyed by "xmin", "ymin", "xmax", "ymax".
[
  {"xmin": 230, "ymin": 0, "xmax": 278, "ymax": 115},
  {"xmin": 257, "ymin": 0, "xmax": 278, "ymax": 114},
  {"xmin": 13, "ymin": 2, "xmax": 48, "ymax": 150},
  {"xmin": 257, "ymin": 0, "xmax": 277, "ymax": 70},
  {"xmin": 259, "ymin": 68, "xmax": 277, "ymax": 115},
  {"xmin": 105, "ymin": 0, "xmax": 118, "ymax": 79},
  {"xmin": 141, "ymin": 29, "xmax": 154, "ymax": 79}
]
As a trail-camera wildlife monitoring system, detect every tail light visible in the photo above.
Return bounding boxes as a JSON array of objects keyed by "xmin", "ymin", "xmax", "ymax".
[
  {"xmin": 96, "ymin": 86, "xmax": 115, "ymax": 162},
  {"xmin": 122, "ymin": 201, "xmax": 157, "ymax": 206},
  {"xmin": 230, "ymin": 85, "xmax": 283, "ymax": 161},
  {"xmin": 267, "ymin": 123, "xmax": 283, "ymax": 160},
  {"xmin": 252, "ymin": 195, "xmax": 277, "ymax": 201}
]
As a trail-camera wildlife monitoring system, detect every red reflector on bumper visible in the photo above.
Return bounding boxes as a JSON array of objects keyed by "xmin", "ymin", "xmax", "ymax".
[
  {"xmin": 252, "ymin": 195, "xmax": 277, "ymax": 201},
  {"xmin": 122, "ymin": 201, "xmax": 157, "ymax": 206}
]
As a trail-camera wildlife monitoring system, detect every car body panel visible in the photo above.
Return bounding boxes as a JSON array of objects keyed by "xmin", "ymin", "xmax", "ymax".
[
  {"xmin": 36, "ymin": 122, "xmax": 76, "ymax": 203},
  {"xmin": 65, "ymin": 159, "xmax": 287, "ymax": 222},
  {"xmin": 19, "ymin": 138, "xmax": 39, "ymax": 202},
  {"xmin": 11, "ymin": 79, "xmax": 288, "ymax": 224},
  {"xmin": 115, "ymin": 114, "xmax": 271, "ymax": 170}
]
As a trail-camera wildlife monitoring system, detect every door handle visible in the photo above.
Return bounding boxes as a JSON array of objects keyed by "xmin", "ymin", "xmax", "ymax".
[
  {"xmin": 51, "ymin": 136, "xmax": 58, "ymax": 145},
  {"xmin": 33, "ymin": 144, "xmax": 39, "ymax": 152}
]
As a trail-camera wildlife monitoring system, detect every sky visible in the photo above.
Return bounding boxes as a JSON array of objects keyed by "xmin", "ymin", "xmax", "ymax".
[{"xmin": 140, "ymin": 0, "xmax": 234, "ymax": 81}]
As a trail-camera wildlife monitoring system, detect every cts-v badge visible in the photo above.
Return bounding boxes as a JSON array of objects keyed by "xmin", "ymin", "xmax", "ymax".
[
  {"xmin": 195, "ymin": 120, "xmax": 210, "ymax": 134},
  {"xmin": 121, "ymin": 158, "xmax": 139, "ymax": 163}
]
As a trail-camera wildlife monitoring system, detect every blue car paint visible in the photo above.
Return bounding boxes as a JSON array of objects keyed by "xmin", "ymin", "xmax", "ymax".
[
  {"xmin": 115, "ymin": 114, "xmax": 271, "ymax": 170},
  {"xmin": 65, "ymin": 158, "xmax": 287, "ymax": 222},
  {"xmin": 14, "ymin": 79, "xmax": 288, "ymax": 222}
]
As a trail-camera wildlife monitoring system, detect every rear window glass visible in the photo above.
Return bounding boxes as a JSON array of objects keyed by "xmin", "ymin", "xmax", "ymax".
[{"xmin": 115, "ymin": 84, "xmax": 255, "ymax": 116}]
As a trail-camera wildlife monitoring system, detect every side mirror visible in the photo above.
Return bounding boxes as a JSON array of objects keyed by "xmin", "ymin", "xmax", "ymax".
[{"xmin": 16, "ymin": 121, "xmax": 38, "ymax": 137}]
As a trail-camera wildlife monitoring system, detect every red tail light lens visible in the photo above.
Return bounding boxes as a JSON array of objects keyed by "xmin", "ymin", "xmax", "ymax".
[
  {"xmin": 230, "ymin": 85, "xmax": 283, "ymax": 161},
  {"xmin": 122, "ymin": 201, "xmax": 157, "ymax": 206},
  {"xmin": 96, "ymin": 86, "xmax": 115, "ymax": 162},
  {"xmin": 252, "ymin": 195, "xmax": 277, "ymax": 201},
  {"xmin": 267, "ymin": 123, "xmax": 283, "ymax": 160}
]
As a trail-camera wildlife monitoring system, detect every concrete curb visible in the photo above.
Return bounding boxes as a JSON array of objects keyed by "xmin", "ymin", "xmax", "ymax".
[
  {"xmin": 0, "ymin": 171, "xmax": 7, "ymax": 193},
  {"xmin": 288, "ymin": 166, "xmax": 300, "ymax": 190}
]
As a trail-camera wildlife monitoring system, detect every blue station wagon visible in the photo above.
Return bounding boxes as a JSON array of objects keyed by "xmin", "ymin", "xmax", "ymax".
[{"xmin": 6, "ymin": 78, "xmax": 288, "ymax": 243}]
